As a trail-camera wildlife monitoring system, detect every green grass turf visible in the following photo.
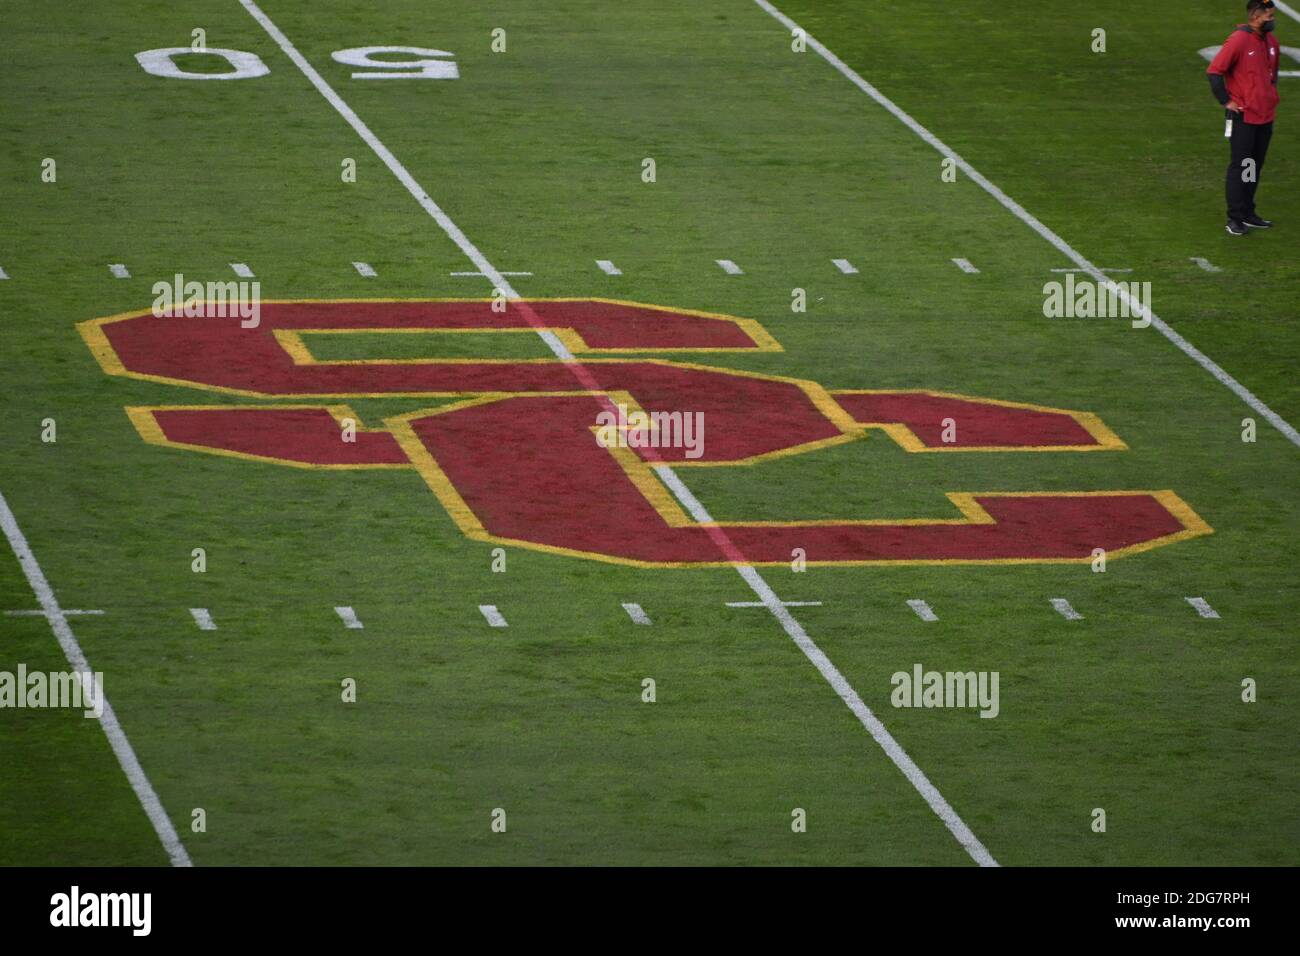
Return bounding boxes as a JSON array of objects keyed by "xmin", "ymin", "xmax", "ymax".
[{"xmin": 0, "ymin": 0, "xmax": 1296, "ymax": 865}]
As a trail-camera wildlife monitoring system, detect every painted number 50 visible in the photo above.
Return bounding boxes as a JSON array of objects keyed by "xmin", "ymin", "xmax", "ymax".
[{"xmin": 135, "ymin": 45, "xmax": 458, "ymax": 80}]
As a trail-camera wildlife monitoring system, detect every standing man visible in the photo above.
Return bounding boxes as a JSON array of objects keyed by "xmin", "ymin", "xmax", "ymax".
[{"xmin": 1207, "ymin": 1, "xmax": 1280, "ymax": 235}]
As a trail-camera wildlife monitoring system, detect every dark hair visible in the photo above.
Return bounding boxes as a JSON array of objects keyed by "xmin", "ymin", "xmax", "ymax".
[{"xmin": 1247, "ymin": 0, "xmax": 1275, "ymax": 13}]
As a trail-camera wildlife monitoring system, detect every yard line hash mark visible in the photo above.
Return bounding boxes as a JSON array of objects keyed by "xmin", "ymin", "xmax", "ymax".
[
  {"xmin": 0, "ymin": 266, "xmax": 8, "ymax": 279},
  {"xmin": 716, "ymin": 259, "xmax": 744, "ymax": 275},
  {"xmin": 189, "ymin": 608, "xmax": 217, "ymax": 631},
  {"xmin": 109, "ymin": 263, "xmax": 131, "ymax": 279},
  {"xmin": 1050, "ymin": 598, "xmax": 1084, "ymax": 621},
  {"xmin": 907, "ymin": 599, "xmax": 938, "ymax": 622},
  {"xmin": 832, "ymin": 258, "xmax": 859, "ymax": 274},
  {"xmin": 1185, "ymin": 597, "xmax": 1220, "ymax": 619},
  {"xmin": 0, "ymin": 489, "xmax": 191, "ymax": 867},
  {"xmin": 754, "ymin": 0, "xmax": 1300, "ymax": 449},
  {"xmin": 334, "ymin": 606, "xmax": 364, "ymax": 629},
  {"xmin": 239, "ymin": 0, "xmax": 997, "ymax": 867},
  {"xmin": 951, "ymin": 258, "xmax": 980, "ymax": 274},
  {"xmin": 352, "ymin": 261, "xmax": 376, "ymax": 277},
  {"xmin": 1190, "ymin": 257, "xmax": 1222, "ymax": 273},
  {"xmin": 622, "ymin": 602, "xmax": 652, "ymax": 625},
  {"xmin": 230, "ymin": 262, "xmax": 255, "ymax": 278},
  {"xmin": 479, "ymin": 605, "xmax": 508, "ymax": 628},
  {"xmin": 597, "ymin": 259, "xmax": 622, "ymax": 276}
]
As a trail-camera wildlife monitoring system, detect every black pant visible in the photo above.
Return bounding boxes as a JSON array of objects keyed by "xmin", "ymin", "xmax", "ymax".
[{"xmin": 1226, "ymin": 117, "xmax": 1273, "ymax": 221}]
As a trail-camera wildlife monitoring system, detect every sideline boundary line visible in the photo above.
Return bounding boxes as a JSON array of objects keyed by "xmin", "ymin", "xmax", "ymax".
[
  {"xmin": 0, "ymin": 490, "xmax": 191, "ymax": 867},
  {"xmin": 238, "ymin": 0, "xmax": 997, "ymax": 867},
  {"xmin": 754, "ymin": 0, "xmax": 1300, "ymax": 450}
]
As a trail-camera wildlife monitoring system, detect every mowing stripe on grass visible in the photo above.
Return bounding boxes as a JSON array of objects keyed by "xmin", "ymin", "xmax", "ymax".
[
  {"xmin": 1050, "ymin": 598, "xmax": 1083, "ymax": 621},
  {"xmin": 108, "ymin": 263, "xmax": 130, "ymax": 279},
  {"xmin": 1185, "ymin": 596, "xmax": 1220, "ymax": 619},
  {"xmin": 755, "ymin": 0, "xmax": 1300, "ymax": 450},
  {"xmin": 189, "ymin": 608, "xmax": 216, "ymax": 631},
  {"xmin": 0, "ymin": 489, "xmax": 191, "ymax": 867},
  {"xmin": 479, "ymin": 605, "xmax": 508, "ymax": 628},
  {"xmin": 1190, "ymin": 257, "xmax": 1221, "ymax": 273},
  {"xmin": 907, "ymin": 599, "xmax": 938, "ymax": 622},
  {"xmin": 622, "ymin": 602, "xmax": 652, "ymax": 625},
  {"xmin": 334, "ymin": 606, "xmax": 364, "ymax": 629},
  {"xmin": 243, "ymin": 0, "xmax": 996, "ymax": 867},
  {"xmin": 716, "ymin": 259, "xmax": 744, "ymax": 275},
  {"xmin": 352, "ymin": 261, "xmax": 376, "ymax": 277},
  {"xmin": 230, "ymin": 262, "xmax": 255, "ymax": 278},
  {"xmin": 597, "ymin": 259, "xmax": 622, "ymax": 275},
  {"xmin": 832, "ymin": 258, "xmax": 858, "ymax": 274}
]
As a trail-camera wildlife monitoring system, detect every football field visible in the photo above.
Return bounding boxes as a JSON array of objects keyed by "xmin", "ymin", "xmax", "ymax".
[{"xmin": 1, "ymin": 0, "xmax": 1297, "ymax": 867}]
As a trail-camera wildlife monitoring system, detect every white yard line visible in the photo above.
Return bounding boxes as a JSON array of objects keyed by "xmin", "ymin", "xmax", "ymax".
[
  {"xmin": 450, "ymin": 270, "xmax": 532, "ymax": 277},
  {"xmin": 479, "ymin": 604, "xmax": 508, "ymax": 628},
  {"xmin": 6, "ymin": 608, "xmax": 103, "ymax": 616},
  {"xmin": 230, "ymin": 262, "xmax": 255, "ymax": 278},
  {"xmin": 237, "ymin": 1, "xmax": 583, "ymax": 357},
  {"xmin": 334, "ymin": 605, "xmax": 364, "ymax": 629},
  {"xmin": 0, "ymin": 490, "xmax": 191, "ymax": 867},
  {"xmin": 727, "ymin": 600, "xmax": 822, "ymax": 607},
  {"xmin": 622, "ymin": 602, "xmax": 652, "ymax": 625},
  {"xmin": 1189, "ymin": 257, "xmax": 1221, "ymax": 274},
  {"xmin": 1277, "ymin": 2, "xmax": 1300, "ymax": 26},
  {"xmin": 242, "ymin": 0, "xmax": 997, "ymax": 867},
  {"xmin": 951, "ymin": 258, "xmax": 979, "ymax": 274},
  {"xmin": 754, "ymin": 0, "xmax": 1300, "ymax": 450},
  {"xmin": 1185, "ymin": 596, "xmax": 1220, "ymax": 619},
  {"xmin": 1050, "ymin": 598, "xmax": 1084, "ymax": 621},
  {"xmin": 654, "ymin": 467, "xmax": 997, "ymax": 868},
  {"xmin": 0, "ymin": 265, "xmax": 8, "ymax": 279},
  {"xmin": 906, "ymin": 599, "xmax": 938, "ymax": 622},
  {"xmin": 352, "ymin": 261, "xmax": 377, "ymax": 277},
  {"xmin": 832, "ymin": 258, "xmax": 859, "ymax": 274},
  {"xmin": 597, "ymin": 259, "xmax": 623, "ymax": 276},
  {"xmin": 716, "ymin": 259, "xmax": 744, "ymax": 275},
  {"xmin": 189, "ymin": 608, "xmax": 217, "ymax": 631},
  {"xmin": 108, "ymin": 263, "xmax": 131, "ymax": 279}
]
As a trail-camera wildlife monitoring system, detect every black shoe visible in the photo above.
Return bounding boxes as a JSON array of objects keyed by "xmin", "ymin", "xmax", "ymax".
[
  {"xmin": 1226, "ymin": 219, "xmax": 1249, "ymax": 236},
  {"xmin": 1242, "ymin": 215, "xmax": 1273, "ymax": 229}
]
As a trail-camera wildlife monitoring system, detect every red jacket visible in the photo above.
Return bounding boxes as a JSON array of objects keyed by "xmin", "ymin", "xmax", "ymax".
[{"xmin": 1207, "ymin": 25, "xmax": 1281, "ymax": 124}]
